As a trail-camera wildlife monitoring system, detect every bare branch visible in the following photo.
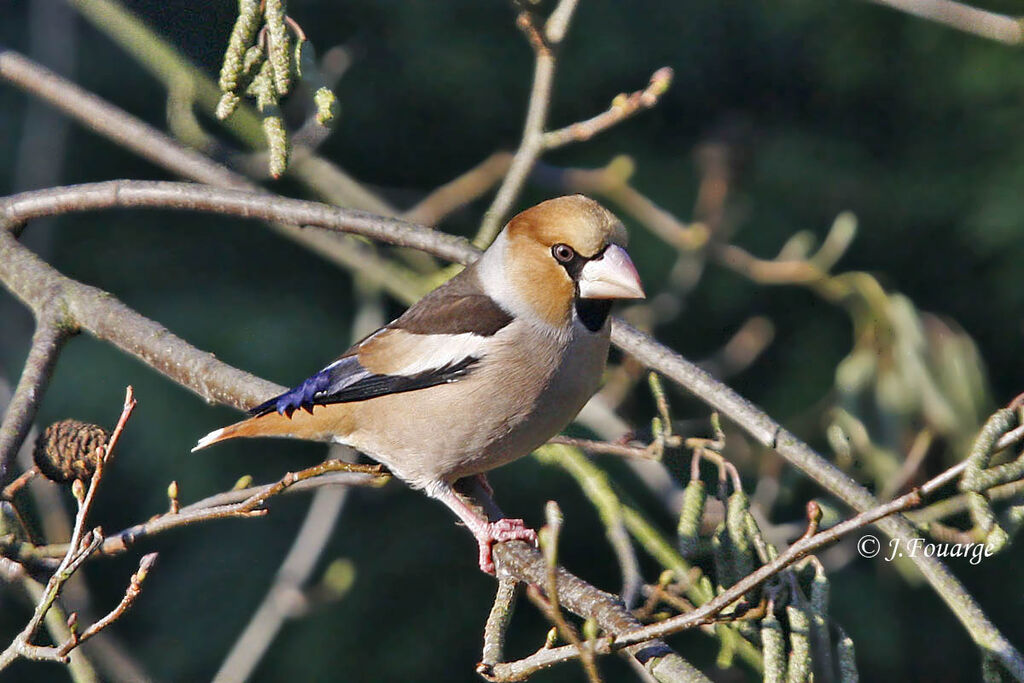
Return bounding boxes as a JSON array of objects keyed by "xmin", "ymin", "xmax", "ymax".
[
  {"xmin": 0, "ymin": 47, "xmax": 425, "ymax": 303},
  {"xmin": 402, "ymin": 152, "xmax": 513, "ymax": 227},
  {"xmin": 93, "ymin": 460, "xmax": 387, "ymax": 558},
  {"xmin": 0, "ymin": 318, "xmax": 67, "ymax": 481},
  {"xmin": 610, "ymin": 321, "xmax": 1024, "ymax": 679},
  {"xmin": 0, "ymin": 225, "xmax": 279, "ymax": 411},
  {"xmin": 478, "ymin": 578, "xmax": 520, "ymax": 675},
  {"xmin": 536, "ymin": 501, "xmax": 601, "ymax": 683},
  {"xmin": 1, "ymin": 180, "xmax": 476, "ymax": 266},
  {"xmin": 5, "ymin": 468, "xmax": 388, "ymax": 564},
  {"xmin": 548, "ymin": 435, "xmax": 660, "ymax": 460},
  {"xmin": 474, "ymin": 6, "xmax": 568, "ymax": 248},
  {"xmin": 491, "ymin": 542, "xmax": 709, "ymax": 682},
  {"xmin": 473, "ymin": 10, "xmax": 675, "ymax": 249},
  {"xmin": 489, "ymin": 457, "xmax": 984, "ymax": 674},
  {"xmin": 543, "ymin": 67, "xmax": 673, "ymax": 150},
  {"xmin": 0, "ymin": 387, "xmax": 138, "ymax": 672},
  {"xmin": 57, "ymin": 552, "xmax": 158, "ymax": 658},
  {"xmin": 863, "ymin": 0, "xmax": 1024, "ymax": 44},
  {"xmin": 536, "ymin": 445, "xmax": 644, "ymax": 609}
]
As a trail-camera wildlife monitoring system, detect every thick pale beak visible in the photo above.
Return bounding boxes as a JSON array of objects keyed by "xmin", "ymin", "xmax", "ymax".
[{"xmin": 578, "ymin": 244, "xmax": 646, "ymax": 299}]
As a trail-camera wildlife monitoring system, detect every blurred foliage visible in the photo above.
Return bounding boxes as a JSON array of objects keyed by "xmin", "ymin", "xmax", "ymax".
[{"xmin": 4, "ymin": 0, "xmax": 1024, "ymax": 681}]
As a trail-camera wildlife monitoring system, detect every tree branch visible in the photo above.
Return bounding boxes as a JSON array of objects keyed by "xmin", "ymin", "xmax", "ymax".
[
  {"xmin": 1, "ymin": 180, "xmax": 477, "ymax": 266},
  {"xmin": 609, "ymin": 321, "xmax": 1024, "ymax": 679},
  {"xmin": 863, "ymin": 0, "xmax": 1024, "ymax": 44},
  {"xmin": 473, "ymin": 5, "xmax": 571, "ymax": 249},
  {"xmin": 4, "ymin": 469, "xmax": 387, "ymax": 565},
  {"xmin": 0, "ymin": 388, "xmax": 142, "ymax": 672},
  {"xmin": 0, "ymin": 46, "xmax": 428, "ymax": 304},
  {"xmin": 488, "ymin": 457, "xmax": 1002, "ymax": 674},
  {"xmin": 0, "ymin": 318, "xmax": 67, "ymax": 481},
  {"xmin": 491, "ymin": 542, "xmax": 709, "ymax": 683}
]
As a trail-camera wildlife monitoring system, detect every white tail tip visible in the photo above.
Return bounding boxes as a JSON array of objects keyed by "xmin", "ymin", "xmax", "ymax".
[{"xmin": 191, "ymin": 428, "xmax": 225, "ymax": 453}]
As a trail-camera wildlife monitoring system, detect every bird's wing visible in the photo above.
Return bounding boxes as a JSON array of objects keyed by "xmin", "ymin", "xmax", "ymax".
[{"xmin": 248, "ymin": 290, "xmax": 514, "ymax": 417}]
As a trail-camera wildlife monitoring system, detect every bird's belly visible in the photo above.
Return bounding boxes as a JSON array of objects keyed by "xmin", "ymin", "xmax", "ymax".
[{"xmin": 342, "ymin": 329, "xmax": 608, "ymax": 488}]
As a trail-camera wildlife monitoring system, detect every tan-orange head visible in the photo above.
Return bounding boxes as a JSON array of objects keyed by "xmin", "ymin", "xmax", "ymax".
[{"xmin": 492, "ymin": 195, "xmax": 644, "ymax": 328}]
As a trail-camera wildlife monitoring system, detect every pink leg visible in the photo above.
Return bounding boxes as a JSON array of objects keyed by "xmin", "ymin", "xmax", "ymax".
[{"xmin": 430, "ymin": 483, "xmax": 537, "ymax": 574}]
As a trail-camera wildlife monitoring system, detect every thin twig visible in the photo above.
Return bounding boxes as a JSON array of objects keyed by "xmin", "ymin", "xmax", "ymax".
[
  {"xmin": 2, "ymin": 466, "xmax": 38, "ymax": 500},
  {"xmin": 490, "ymin": 541, "xmax": 708, "ymax": 683},
  {"xmin": 402, "ymin": 152, "xmax": 513, "ymax": 227},
  {"xmin": 57, "ymin": 552, "xmax": 159, "ymax": 657},
  {"xmin": 478, "ymin": 578, "xmax": 520, "ymax": 675},
  {"xmin": 548, "ymin": 435, "xmax": 660, "ymax": 460},
  {"xmin": 474, "ymin": 4, "xmax": 571, "ymax": 248},
  {"xmin": 907, "ymin": 477, "xmax": 1024, "ymax": 526},
  {"xmin": 456, "ymin": 476, "xmax": 703, "ymax": 682},
  {"xmin": 536, "ymin": 501, "xmax": 602, "ymax": 683},
  {"xmin": 99, "ymin": 461, "xmax": 385, "ymax": 557},
  {"xmin": 535, "ymin": 445, "xmax": 644, "ymax": 608},
  {"xmin": 0, "ymin": 47, "xmax": 426, "ymax": 304},
  {"xmin": 489, "ymin": 464, "xmax": 966, "ymax": 675},
  {"xmin": 880, "ymin": 428, "xmax": 935, "ymax": 500},
  {"xmin": 4, "ymin": 465, "xmax": 388, "ymax": 564},
  {"xmin": 543, "ymin": 67, "xmax": 673, "ymax": 150},
  {"xmin": 0, "ymin": 387, "xmax": 136, "ymax": 671},
  {"xmin": 610, "ymin": 320, "xmax": 1024, "ymax": 680}
]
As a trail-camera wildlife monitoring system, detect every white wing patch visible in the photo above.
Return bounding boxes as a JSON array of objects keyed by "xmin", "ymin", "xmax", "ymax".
[{"xmin": 384, "ymin": 332, "xmax": 492, "ymax": 377}]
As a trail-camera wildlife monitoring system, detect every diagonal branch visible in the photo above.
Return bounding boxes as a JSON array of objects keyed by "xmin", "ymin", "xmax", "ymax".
[
  {"xmin": 0, "ymin": 46, "xmax": 428, "ymax": 304},
  {"xmin": 493, "ymin": 542, "xmax": 708, "ymax": 682},
  {"xmin": 489, "ymin": 457, "xmax": 1005, "ymax": 675},
  {"xmin": 609, "ymin": 321, "xmax": 1024, "ymax": 679},
  {"xmin": 863, "ymin": 0, "xmax": 1024, "ymax": 44},
  {"xmin": 0, "ymin": 318, "xmax": 68, "ymax": 480}
]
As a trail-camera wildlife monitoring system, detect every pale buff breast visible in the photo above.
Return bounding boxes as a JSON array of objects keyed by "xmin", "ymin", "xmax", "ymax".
[{"xmin": 339, "ymin": 320, "xmax": 610, "ymax": 489}]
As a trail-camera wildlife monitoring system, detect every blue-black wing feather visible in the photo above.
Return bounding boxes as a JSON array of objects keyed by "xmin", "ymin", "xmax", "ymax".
[
  {"xmin": 248, "ymin": 269, "xmax": 506, "ymax": 418},
  {"xmin": 248, "ymin": 354, "xmax": 479, "ymax": 417}
]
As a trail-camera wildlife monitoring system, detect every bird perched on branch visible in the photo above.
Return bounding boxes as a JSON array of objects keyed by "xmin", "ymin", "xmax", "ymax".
[{"xmin": 193, "ymin": 195, "xmax": 645, "ymax": 573}]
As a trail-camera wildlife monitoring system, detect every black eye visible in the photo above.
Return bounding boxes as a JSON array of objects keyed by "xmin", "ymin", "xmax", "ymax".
[{"xmin": 552, "ymin": 243, "xmax": 575, "ymax": 263}]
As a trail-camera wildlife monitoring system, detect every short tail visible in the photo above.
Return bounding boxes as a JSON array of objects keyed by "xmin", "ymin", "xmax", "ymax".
[
  {"xmin": 193, "ymin": 403, "xmax": 354, "ymax": 450},
  {"xmin": 191, "ymin": 410, "xmax": 325, "ymax": 452}
]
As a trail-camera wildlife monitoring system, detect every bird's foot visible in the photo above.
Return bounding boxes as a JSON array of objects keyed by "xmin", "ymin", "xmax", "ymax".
[{"xmin": 475, "ymin": 518, "xmax": 537, "ymax": 574}]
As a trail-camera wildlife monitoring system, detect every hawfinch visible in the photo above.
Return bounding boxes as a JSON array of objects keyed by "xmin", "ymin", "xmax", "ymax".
[{"xmin": 193, "ymin": 195, "xmax": 645, "ymax": 572}]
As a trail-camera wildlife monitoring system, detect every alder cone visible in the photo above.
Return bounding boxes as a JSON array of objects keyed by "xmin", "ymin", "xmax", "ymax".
[{"xmin": 34, "ymin": 419, "xmax": 109, "ymax": 483}]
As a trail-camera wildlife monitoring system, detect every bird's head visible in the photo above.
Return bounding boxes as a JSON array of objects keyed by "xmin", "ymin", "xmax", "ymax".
[{"xmin": 481, "ymin": 195, "xmax": 645, "ymax": 329}]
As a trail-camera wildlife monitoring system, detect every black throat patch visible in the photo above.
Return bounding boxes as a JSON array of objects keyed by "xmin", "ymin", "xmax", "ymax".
[{"xmin": 575, "ymin": 299, "xmax": 612, "ymax": 332}]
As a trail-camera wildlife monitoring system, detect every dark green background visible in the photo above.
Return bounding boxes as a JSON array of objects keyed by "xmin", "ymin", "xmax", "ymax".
[{"xmin": 3, "ymin": 0, "xmax": 1024, "ymax": 680}]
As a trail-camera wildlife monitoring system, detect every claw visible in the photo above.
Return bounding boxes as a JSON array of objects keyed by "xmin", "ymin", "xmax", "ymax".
[{"xmin": 475, "ymin": 518, "xmax": 538, "ymax": 574}]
